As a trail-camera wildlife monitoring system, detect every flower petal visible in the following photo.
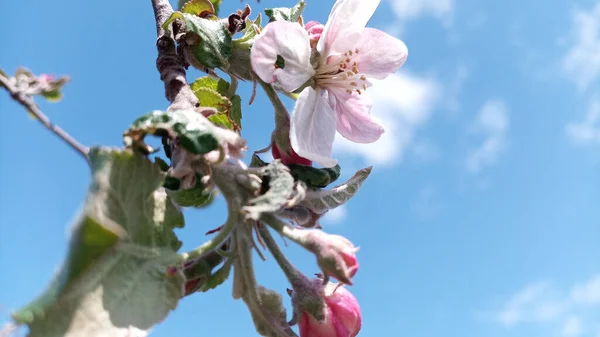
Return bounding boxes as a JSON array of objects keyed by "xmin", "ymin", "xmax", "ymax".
[
  {"xmin": 250, "ymin": 20, "xmax": 315, "ymax": 92},
  {"xmin": 326, "ymin": 287, "xmax": 362, "ymax": 336},
  {"xmin": 329, "ymin": 90, "xmax": 384, "ymax": 143},
  {"xmin": 317, "ymin": 0, "xmax": 381, "ymax": 57},
  {"xmin": 354, "ymin": 28, "xmax": 408, "ymax": 79},
  {"xmin": 290, "ymin": 88, "xmax": 338, "ymax": 168}
]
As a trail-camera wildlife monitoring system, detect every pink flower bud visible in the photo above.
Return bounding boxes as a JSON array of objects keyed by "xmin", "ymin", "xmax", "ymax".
[
  {"xmin": 305, "ymin": 230, "xmax": 359, "ymax": 285},
  {"xmin": 38, "ymin": 74, "xmax": 55, "ymax": 83},
  {"xmin": 298, "ymin": 283, "xmax": 362, "ymax": 337},
  {"xmin": 272, "ymin": 142, "xmax": 312, "ymax": 166},
  {"xmin": 304, "ymin": 21, "xmax": 325, "ymax": 49}
]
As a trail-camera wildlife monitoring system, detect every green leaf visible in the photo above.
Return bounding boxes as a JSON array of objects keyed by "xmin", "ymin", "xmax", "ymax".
[
  {"xmin": 190, "ymin": 77, "xmax": 241, "ymax": 131},
  {"xmin": 180, "ymin": 0, "xmax": 221, "ymax": 15},
  {"xmin": 181, "ymin": 0, "xmax": 215, "ymax": 17},
  {"xmin": 234, "ymin": 14, "xmax": 262, "ymax": 45},
  {"xmin": 230, "ymin": 94, "xmax": 242, "ymax": 130},
  {"xmin": 208, "ymin": 113, "xmax": 234, "ymax": 130},
  {"xmin": 200, "ymin": 259, "xmax": 233, "ymax": 293},
  {"xmin": 164, "ymin": 12, "xmax": 232, "ymax": 68},
  {"xmin": 40, "ymin": 89, "xmax": 62, "ymax": 102},
  {"xmin": 190, "ymin": 76, "xmax": 230, "ymax": 97},
  {"xmin": 123, "ymin": 110, "xmax": 219, "ymax": 156},
  {"xmin": 209, "ymin": 0, "xmax": 222, "ymax": 15},
  {"xmin": 13, "ymin": 148, "xmax": 185, "ymax": 337},
  {"xmin": 287, "ymin": 164, "xmax": 341, "ymax": 188},
  {"xmin": 193, "ymin": 87, "xmax": 232, "ymax": 112},
  {"xmin": 300, "ymin": 166, "xmax": 372, "ymax": 214},
  {"xmin": 167, "ymin": 175, "xmax": 216, "ymax": 208},
  {"xmin": 264, "ymin": 1, "xmax": 305, "ymax": 22},
  {"xmin": 249, "ymin": 286, "xmax": 296, "ymax": 337},
  {"xmin": 242, "ymin": 161, "xmax": 302, "ymax": 221},
  {"xmin": 40, "ymin": 76, "xmax": 69, "ymax": 102}
]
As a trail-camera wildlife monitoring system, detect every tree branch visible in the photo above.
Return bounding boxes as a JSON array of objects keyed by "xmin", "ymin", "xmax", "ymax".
[
  {"xmin": 151, "ymin": 0, "xmax": 198, "ymax": 110},
  {"xmin": 0, "ymin": 72, "xmax": 89, "ymax": 161}
]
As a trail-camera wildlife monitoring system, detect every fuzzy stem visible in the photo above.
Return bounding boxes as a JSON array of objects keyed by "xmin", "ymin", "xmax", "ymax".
[
  {"xmin": 257, "ymin": 224, "xmax": 308, "ymax": 288},
  {"xmin": 259, "ymin": 80, "xmax": 291, "ymax": 153}
]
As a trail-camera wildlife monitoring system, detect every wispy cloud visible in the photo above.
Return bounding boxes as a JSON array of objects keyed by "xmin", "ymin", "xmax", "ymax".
[
  {"xmin": 465, "ymin": 100, "xmax": 509, "ymax": 174},
  {"xmin": 562, "ymin": 2, "xmax": 600, "ymax": 90},
  {"xmin": 321, "ymin": 205, "xmax": 348, "ymax": 226},
  {"xmin": 445, "ymin": 65, "xmax": 469, "ymax": 113},
  {"xmin": 494, "ymin": 281, "xmax": 566, "ymax": 326},
  {"xmin": 563, "ymin": 316, "xmax": 584, "ymax": 337},
  {"xmin": 566, "ymin": 97, "xmax": 600, "ymax": 145},
  {"xmin": 486, "ymin": 274, "xmax": 600, "ymax": 337},
  {"xmin": 333, "ymin": 73, "xmax": 439, "ymax": 167},
  {"xmin": 387, "ymin": 0, "xmax": 454, "ymax": 26},
  {"xmin": 571, "ymin": 275, "xmax": 600, "ymax": 305}
]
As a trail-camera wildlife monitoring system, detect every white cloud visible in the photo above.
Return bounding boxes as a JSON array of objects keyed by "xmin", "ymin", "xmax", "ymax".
[
  {"xmin": 388, "ymin": 0, "xmax": 454, "ymax": 25},
  {"xmin": 566, "ymin": 97, "xmax": 600, "ymax": 145},
  {"xmin": 495, "ymin": 281, "xmax": 566, "ymax": 326},
  {"xmin": 487, "ymin": 274, "xmax": 600, "ymax": 337},
  {"xmin": 333, "ymin": 73, "xmax": 439, "ymax": 167},
  {"xmin": 563, "ymin": 316, "xmax": 584, "ymax": 337},
  {"xmin": 571, "ymin": 275, "xmax": 600, "ymax": 305},
  {"xmin": 445, "ymin": 65, "xmax": 469, "ymax": 113},
  {"xmin": 465, "ymin": 100, "xmax": 509, "ymax": 173},
  {"xmin": 321, "ymin": 205, "xmax": 347, "ymax": 225},
  {"xmin": 410, "ymin": 139, "xmax": 440, "ymax": 164},
  {"xmin": 562, "ymin": 2, "xmax": 600, "ymax": 90}
]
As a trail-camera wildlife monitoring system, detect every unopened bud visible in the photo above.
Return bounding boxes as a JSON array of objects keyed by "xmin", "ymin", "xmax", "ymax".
[
  {"xmin": 304, "ymin": 230, "xmax": 359, "ymax": 285},
  {"xmin": 296, "ymin": 281, "xmax": 362, "ymax": 337}
]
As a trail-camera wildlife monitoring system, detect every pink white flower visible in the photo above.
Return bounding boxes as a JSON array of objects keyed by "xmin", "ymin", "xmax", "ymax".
[
  {"xmin": 251, "ymin": 0, "xmax": 408, "ymax": 168},
  {"xmin": 298, "ymin": 282, "xmax": 362, "ymax": 337}
]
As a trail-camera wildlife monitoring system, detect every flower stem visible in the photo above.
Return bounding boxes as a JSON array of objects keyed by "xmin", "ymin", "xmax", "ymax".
[
  {"xmin": 259, "ymin": 80, "xmax": 291, "ymax": 153},
  {"xmin": 257, "ymin": 224, "xmax": 308, "ymax": 288},
  {"xmin": 262, "ymin": 214, "xmax": 305, "ymax": 244},
  {"xmin": 177, "ymin": 207, "xmax": 236, "ymax": 263}
]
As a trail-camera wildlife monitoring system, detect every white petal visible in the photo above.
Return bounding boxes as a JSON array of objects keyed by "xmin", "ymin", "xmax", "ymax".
[
  {"xmin": 354, "ymin": 28, "xmax": 408, "ymax": 79},
  {"xmin": 317, "ymin": 0, "xmax": 381, "ymax": 58},
  {"xmin": 250, "ymin": 20, "xmax": 315, "ymax": 92},
  {"xmin": 290, "ymin": 88, "xmax": 338, "ymax": 168}
]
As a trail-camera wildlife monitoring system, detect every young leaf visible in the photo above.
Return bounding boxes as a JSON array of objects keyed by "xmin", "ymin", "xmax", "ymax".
[
  {"xmin": 181, "ymin": 0, "xmax": 215, "ymax": 17},
  {"xmin": 242, "ymin": 161, "xmax": 300, "ymax": 221},
  {"xmin": 264, "ymin": 1, "xmax": 305, "ymax": 23},
  {"xmin": 123, "ymin": 110, "xmax": 219, "ymax": 155},
  {"xmin": 190, "ymin": 76, "xmax": 230, "ymax": 97},
  {"xmin": 200, "ymin": 259, "xmax": 233, "ymax": 293},
  {"xmin": 234, "ymin": 14, "xmax": 262, "ymax": 45},
  {"xmin": 248, "ymin": 286, "xmax": 297, "ymax": 337},
  {"xmin": 287, "ymin": 164, "xmax": 341, "ymax": 189},
  {"xmin": 230, "ymin": 94, "xmax": 242, "ymax": 130},
  {"xmin": 190, "ymin": 77, "xmax": 241, "ymax": 131},
  {"xmin": 193, "ymin": 87, "xmax": 232, "ymax": 112},
  {"xmin": 13, "ymin": 148, "xmax": 186, "ymax": 337},
  {"xmin": 210, "ymin": 0, "xmax": 222, "ymax": 15},
  {"xmin": 167, "ymin": 174, "xmax": 216, "ymax": 208},
  {"xmin": 208, "ymin": 113, "xmax": 234, "ymax": 130},
  {"xmin": 300, "ymin": 167, "xmax": 372, "ymax": 214},
  {"xmin": 163, "ymin": 12, "xmax": 232, "ymax": 68}
]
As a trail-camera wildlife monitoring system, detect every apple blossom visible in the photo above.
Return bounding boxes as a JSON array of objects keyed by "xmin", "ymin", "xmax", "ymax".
[
  {"xmin": 251, "ymin": 0, "xmax": 408, "ymax": 167},
  {"xmin": 297, "ymin": 282, "xmax": 362, "ymax": 337}
]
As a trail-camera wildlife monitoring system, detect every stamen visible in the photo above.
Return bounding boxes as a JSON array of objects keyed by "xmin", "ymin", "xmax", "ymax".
[{"xmin": 314, "ymin": 49, "xmax": 369, "ymax": 96}]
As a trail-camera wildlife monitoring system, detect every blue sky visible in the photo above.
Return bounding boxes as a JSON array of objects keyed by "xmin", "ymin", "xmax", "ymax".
[{"xmin": 1, "ymin": 0, "xmax": 599, "ymax": 336}]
